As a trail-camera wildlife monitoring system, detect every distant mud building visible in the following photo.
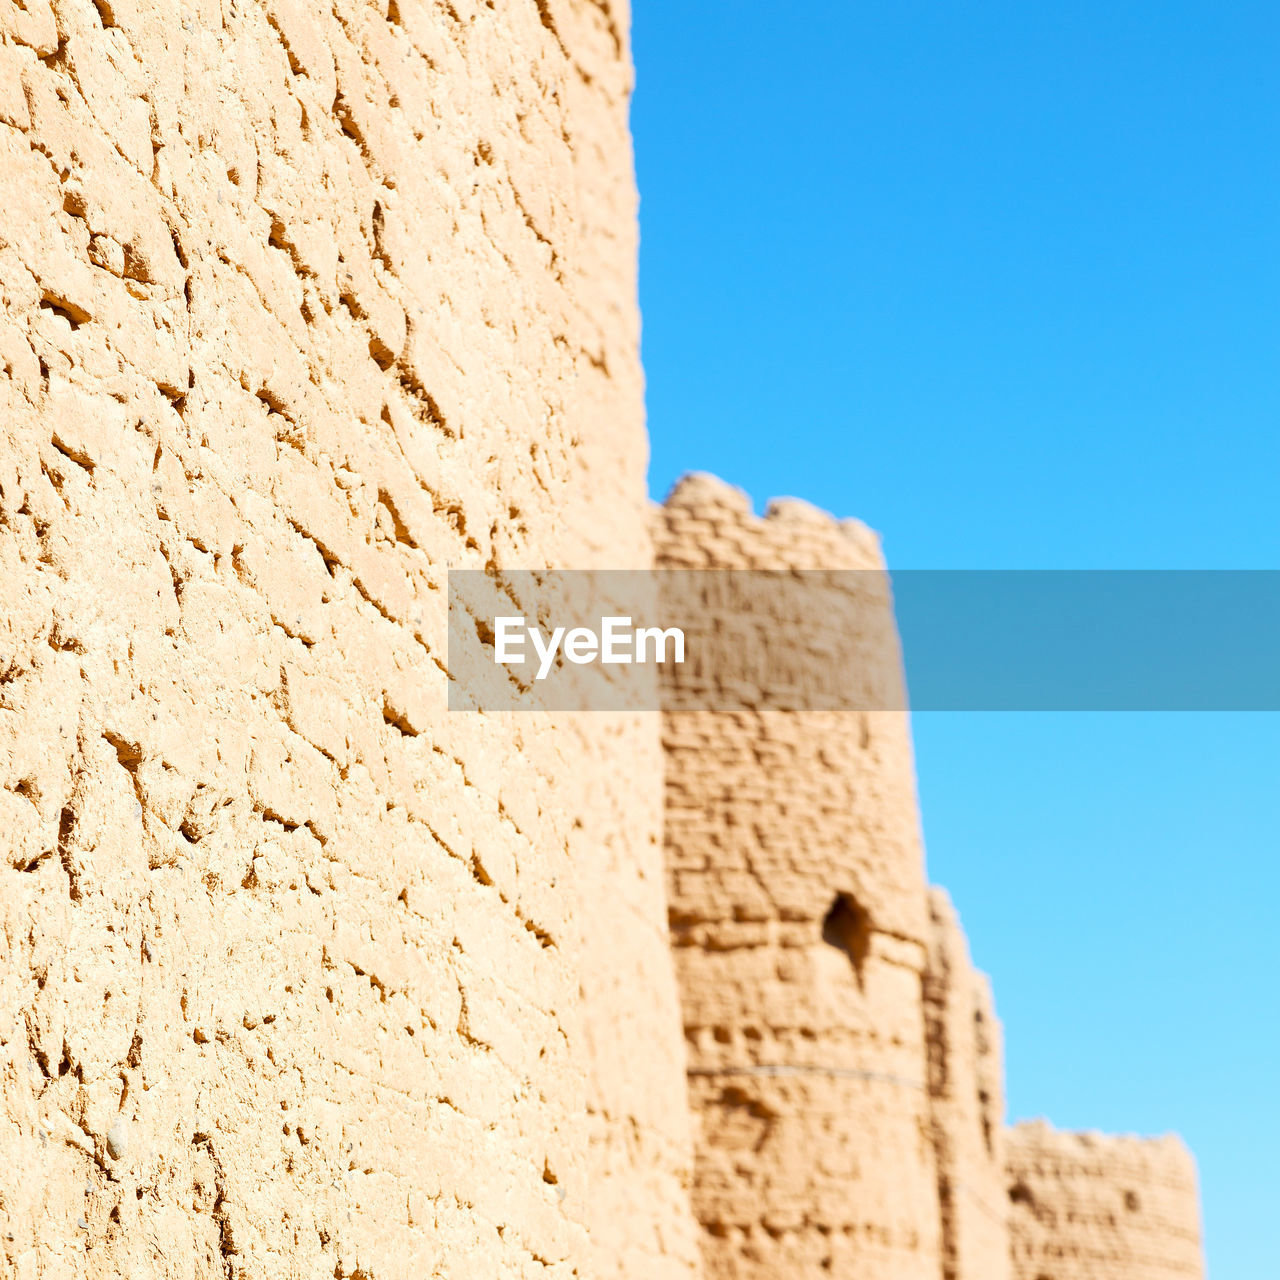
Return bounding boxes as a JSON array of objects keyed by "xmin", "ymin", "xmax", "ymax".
[{"xmin": 0, "ymin": 3, "xmax": 1203, "ymax": 1278}]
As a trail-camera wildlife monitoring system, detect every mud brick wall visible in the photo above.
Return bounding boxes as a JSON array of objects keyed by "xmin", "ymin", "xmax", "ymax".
[
  {"xmin": 654, "ymin": 474, "xmax": 941, "ymax": 1280},
  {"xmin": 0, "ymin": 1, "xmax": 1212, "ymax": 1276},
  {"xmin": 925, "ymin": 888, "xmax": 1010, "ymax": 1280},
  {"xmin": 652, "ymin": 475, "xmax": 1205, "ymax": 1280},
  {"xmin": 1006, "ymin": 1122, "xmax": 1204, "ymax": 1280},
  {"xmin": 0, "ymin": 2, "xmax": 697, "ymax": 1278}
]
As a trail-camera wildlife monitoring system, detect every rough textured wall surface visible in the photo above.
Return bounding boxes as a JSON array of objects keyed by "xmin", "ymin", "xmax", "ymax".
[
  {"xmin": 924, "ymin": 888, "xmax": 1010, "ymax": 1280},
  {"xmin": 1005, "ymin": 1123, "xmax": 1203, "ymax": 1280},
  {"xmin": 0, "ymin": 2, "xmax": 698, "ymax": 1278},
  {"xmin": 654, "ymin": 475, "xmax": 941, "ymax": 1280}
]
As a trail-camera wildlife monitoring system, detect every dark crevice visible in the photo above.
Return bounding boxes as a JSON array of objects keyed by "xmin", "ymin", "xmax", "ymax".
[
  {"xmin": 104, "ymin": 731, "xmax": 142, "ymax": 772},
  {"xmin": 392, "ymin": 366, "xmax": 453, "ymax": 438},
  {"xmin": 382, "ymin": 698, "xmax": 418, "ymax": 738},
  {"xmin": 39, "ymin": 294, "xmax": 90, "ymax": 329},
  {"xmin": 192, "ymin": 1134, "xmax": 236, "ymax": 1277},
  {"xmin": 286, "ymin": 519, "xmax": 339, "ymax": 576},
  {"xmin": 50, "ymin": 436, "xmax": 95, "ymax": 474},
  {"xmin": 268, "ymin": 218, "xmax": 312, "ymax": 280},
  {"xmin": 377, "ymin": 489, "xmax": 416, "ymax": 547},
  {"xmin": 371, "ymin": 201, "xmax": 395, "ymax": 274},
  {"xmin": 533, "ymin": 0, "xmax": 568, "ymax": 57},
  {"xmin": 256, "ymin": 386, "xmax": 295, "ymax": 423},
  {"xmin": 255, "ymin": 805, "xmax": 300, "ymax": 834},
  {"xmin": 57, "ymin": 807, "xmax": 81, "ymax": 901},
  {"xmin": 333, "ymin": 94, "xmax": 371, "ymax": 159}
]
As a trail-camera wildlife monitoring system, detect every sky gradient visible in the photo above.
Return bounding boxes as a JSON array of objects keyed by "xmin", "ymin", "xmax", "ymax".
[{"xmin": 632, "ymin": 3, "xmax": 1279, "ymax": 1275}]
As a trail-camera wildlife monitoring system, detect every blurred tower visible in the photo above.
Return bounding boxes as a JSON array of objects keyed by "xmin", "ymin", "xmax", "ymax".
[{"xmin": 655, "ymin": 475, "xmax": 942, "ymax": 1280}]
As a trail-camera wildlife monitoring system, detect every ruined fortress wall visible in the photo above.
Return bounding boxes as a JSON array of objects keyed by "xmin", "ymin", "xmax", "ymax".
[
  {"xmin": 0, "ymin": 2, "xmax": 698, "ymax": 1278},
  {"xmin": 1005, "ymin": 1123, "xmax": 1204, "ymax": 1280},
  {"xmin": 651, "ymin": 476, "xmax": 1206, "ymax": 1280},
  {"xmin": 925, "ymin": 888, "xmax": 1011, "ymax": 1280},
  {"xmin": 0, "ymin": 1, "xmax": 1213, "ymax": 1275},
  {"xmin": 654, "ymin": 475, "xmax": 940, "ymax": 1280}
]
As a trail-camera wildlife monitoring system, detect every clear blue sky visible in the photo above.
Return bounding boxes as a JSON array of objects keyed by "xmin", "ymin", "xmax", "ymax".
[{"xmin": 631, "ymin": 3, "xmax": 1279, "ymax": 1276}]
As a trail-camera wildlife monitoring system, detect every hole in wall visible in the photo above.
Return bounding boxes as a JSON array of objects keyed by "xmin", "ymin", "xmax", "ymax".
[{"xmin": 821, "ymin": 892, "xmax": 871, "ymax": 985}]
